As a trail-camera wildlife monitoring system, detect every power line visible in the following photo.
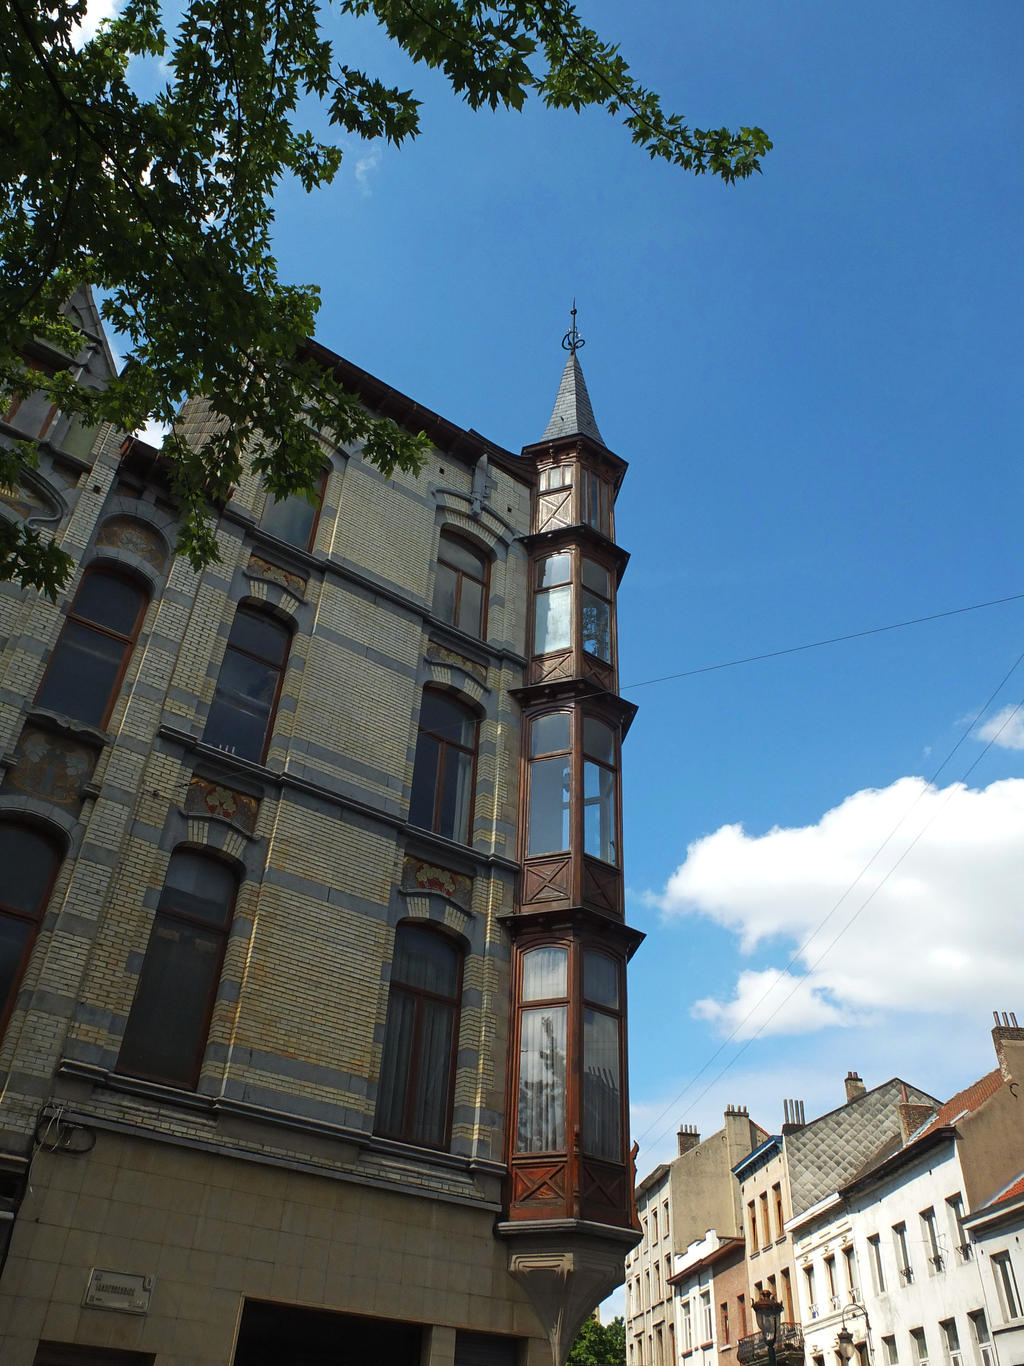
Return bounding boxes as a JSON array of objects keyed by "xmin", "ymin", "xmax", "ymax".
[
  {"xmin": 635, "ymin": 645, "xmax": 1024, "ymax": 1152},
  {"xmin": 621, "ymin": 592, "xmax": 1024, "ymax": 692}
]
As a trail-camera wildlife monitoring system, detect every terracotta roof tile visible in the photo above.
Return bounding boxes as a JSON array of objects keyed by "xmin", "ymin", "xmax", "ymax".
[
  {"xmin": 992, "ymin": 1171, "xmax": 1024, "ymax": 1206},
  {"xmin": 913, "ymin": 1068, "xmax": 1003, "ymax": 1140}
]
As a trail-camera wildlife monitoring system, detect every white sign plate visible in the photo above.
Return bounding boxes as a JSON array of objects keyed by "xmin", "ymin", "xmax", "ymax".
[{"xmin": 83, "ymin": 1268, "xmax": 154, "ymax": 1314}]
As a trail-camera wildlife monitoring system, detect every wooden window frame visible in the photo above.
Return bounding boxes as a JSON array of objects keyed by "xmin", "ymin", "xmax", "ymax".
[
  {"xmin": 434, "ymin": 531, "xmax": 489, "ymax": 639},
  {"xmin": 531, "ymin": 545, "xmax": 618, "ymax": 674},
  {"xmin": 116, "ymin": 849, "xmax": 237, "ymax": 1089},
  {"xmin": 257, "ymin": 469, "xmax": 328, "ymax": 552},
  {"xmin": 509, "ymin": 934, "xmax": 627, "ymax": 1164},
  {"xmin": 36, "ymin": 565, "xmax": 150, "ymax": 729},
  {"xmin": 523, "ymin": 706, "xmax": 622, "ymax": 870},
  {"xmin": 373, "ymin": 922, "xmax": 463, "ymax": 1150},
  {"xmin": 204, "ymin": 604, "xmax": 291, "ymax": 764},
  {"xmin": 409, "ymin": 687, "xmax": 479, "ymax": 844},
  {"xmin": 0, "ymin": 823, "xmax": 62, "ymax": 1039}
]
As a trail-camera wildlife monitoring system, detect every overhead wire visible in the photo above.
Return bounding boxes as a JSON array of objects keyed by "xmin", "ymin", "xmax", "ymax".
[{"xmin": 635, "ymin": 643, "xmax": 1024, "ymax": 1152}]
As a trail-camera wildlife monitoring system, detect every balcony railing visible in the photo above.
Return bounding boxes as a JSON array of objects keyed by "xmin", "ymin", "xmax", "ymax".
[{"xmin": 737, "ymin": 1324, "xmax": 805, "ymax": 1364}]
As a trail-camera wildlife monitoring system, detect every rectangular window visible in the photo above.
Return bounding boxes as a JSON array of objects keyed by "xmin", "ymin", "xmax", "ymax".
[
  {"xmin": 655, "ymin": 1326, "xmax": 664, "ymax": 1366},
  {"xmin": 738, "ymin": 1295, "xmax": 746, "ymax": 1336},
  {"xmin": 922, "ymin": 1208, "xmax": 943, "ymax": 1272},
  {"xmin": 701, "ymin": 1291, "xmax": 712, "ymax": 1344},
  {"xmin": 654, "ymin": 1263, "xmax": 661, "ymax": 1301},
  {"xmin": 804, "ymin": 1264, "xmax": 817, "ymax": 1317},
  {"xmin": 894, "ymin": 1223, "xmax": 913, "ymax": 1283},
  {"xmin": 781, "ymin": 1268, "xmax": 794, "ymax": 1321},
  {"xmin": 652, "ymin": 1208, "xmax": 659, "ymax": 1242},
  {"xmin": 749, "ymin": 1200, "xmax": 759, "ymax": 1252},
  {"xmin": 968, "ymin": 1310, "xmax": 993, "ymax": 1366},
  {"xmin": 664, "ymin": 1200, "xmax": 670, "ymax": 1237},
  {"xmin": 883, "ymin": 1337, "xmax": 899, "ymax": 1366},
  {"xmin": 516, "ymin": 1003, "xmax": 567, "ymax": 1152},
  {"xmin": 760, "ymin": 1191, "xmax": 771, "ymax": 1246},
  {"xmin": 824, "ymin": 1254, "xmax": 837, "ymax": 1307},
  {"xmin": 773, "ymin": 1182, "xmax": 785, "ymax": 1237},
  {"xmin": 720, "ymin": 1303, "xmax": 730, "ymax": 1345},
  {"xmin": 992, "ymin": 1252, "xmax": 1022, "ymax": 1320},
  {"xmin": 940, "ymin": 1319, "xmax": 961, "ymax": 1365},
  {"xmin": 868, "ymin": 1234, "xmax": 886, "ymax": 1293},
  {"xmin": 534, "ymin": 554, "xmax": 572, "ymax": 655},
  {"xmin": 911, "ymin": 1329, "xmax": 929, "ymax": 1366},
  {"xmin": 842, "ymin": 1245, "xmax": 857, "ymax": 1300},
  {"xmin": 680, "ymin": 1301, "xmax": 692, "ymax": 1352},
  {"xmin": 947, "ymin": 1195, "xmax": 971, "ymax": 1260}
]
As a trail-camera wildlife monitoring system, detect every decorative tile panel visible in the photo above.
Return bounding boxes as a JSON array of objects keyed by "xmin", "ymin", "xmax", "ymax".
[{"xmin": 4, "ymin": 726, "xmax": 97, "ymax": 811}]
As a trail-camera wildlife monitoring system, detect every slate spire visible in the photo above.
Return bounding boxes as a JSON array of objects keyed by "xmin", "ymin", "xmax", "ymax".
[{"xmin": 540, "ymin": 303, "xmax": 605, "ymax": 446}]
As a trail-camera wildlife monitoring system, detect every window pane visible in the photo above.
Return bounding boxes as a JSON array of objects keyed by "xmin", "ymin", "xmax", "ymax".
[
  {"xmin": 203, "ymin": 648, "xmax": 278, "ymax": 760},
  {"xmin": 583, "ymin": 717, "xmax": 615, "ymax": 764},
  {"xmin": 534, "ymin": 585, "xmax": 572, "ymax": 655},
  {"xmin": 259, "ymin": 491, "xmax": 317, "ymax": 549},
  {"xmin": 539, "ymin": 467, "xmax": 571, "ymax": 491},
  {"xmin": 376, "ymin": 990, "xmax": 416, "ymax": 1137},
  {"xmin": 517, "ymin": 1004, "xmax": 566, "ymax": 1152},
  {"xmin": 528, "ymin": 756, "xmax": 571, "ymax": 856},
  {"xmin": 582, "ymin": 559, "xmax": 610, "ymax": 596},
  {"xmin": 456, "ymin": 577, "xmax": 484, "ymax": 636},
  {"xmin": 117, "ymin": 916, "xmax": 225, "ymax": 1086},
  {"xmin": 583, "ymin": 951, "xmax": 619, "ymax": 1008},
  {"xmin": 537, "ymin": 553, "xmax": 571, "ymax": 588},
  {"xmin": 582, "ymin": 591, "xmax": 611, "ymax": 661},
  {"xmin": 592, "ymin": 1025, "xmax": 628, "ymax": 1133},
  {"xmin": 37, "ymin": 620, "xmax": 127, "ymax": 725},
  {"xmin": 394, "ymin": 926, "xmax": 460, "ymax": 997},
  {"xmin": 440, "ymin": 536, "xmax": 486, "ymax": 577},
  {"xmin": 229, "ymin": 609, "xmax": 290, "ymax": 666},
  {"xmin": 438, "ymin": 746, "xmax": 473, "ymax": 842},
  {"xmin": 0, "ymin": 917, "xmax": 34, "ymax": 1021},
  {"xmin": 531, "ymin": 712, "xmax": 571, "ymax": 757},
  {"xmin": 410, "ymin": 997, "xmax": 457, "ymax": 1147},
  {"xmin": 409, "ymin": 733, "xmax": 441, "ymax": 829},
  {"xmin": 432, "ymin": 561, "xmax": 458, "ymax": 625},
  {"xmin": 74, "ymin": 573, "xmax": 146, "ymax": 636},
  {"xmin": 420, "ymin": 691, "xmax": 475, "ymax": 748},
  {"xmin": 522, "ymin": 946, "xmax": 567, "ymax": 1000},
  {"xmin": 161, "ymin": 852, "xmax": 236, "ymax": 927},
  {"xmin": 584, "ymin": 760, "xmax": 618, "ymax": 864},
  {"xmin": 0, "ymin": 827, "xmax": 58, "ymax": 914}
]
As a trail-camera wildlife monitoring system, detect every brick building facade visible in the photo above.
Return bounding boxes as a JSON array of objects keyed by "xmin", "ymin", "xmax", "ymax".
[{"xmin": 0, "ymin": 293, "xmax": 641, "ymax": 1365}]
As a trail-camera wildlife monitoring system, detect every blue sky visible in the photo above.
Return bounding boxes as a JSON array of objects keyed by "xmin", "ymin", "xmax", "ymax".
[
  {"xmin": 123, "ymin": 0, "xmax": 1024, "ymax": 1259},
  {"xmin": 265, "ymin": 0, "xmax": 1024, "ymax": 1173}
]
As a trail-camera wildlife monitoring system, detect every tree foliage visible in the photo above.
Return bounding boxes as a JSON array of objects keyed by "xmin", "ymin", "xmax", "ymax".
[
  {"xmin": 0, "ymin": 0, "xmax": 770, "ymax": 592},
  {"xmin": 567, "ymin": 1315, "xmax": 626, "ymax": 1366}
]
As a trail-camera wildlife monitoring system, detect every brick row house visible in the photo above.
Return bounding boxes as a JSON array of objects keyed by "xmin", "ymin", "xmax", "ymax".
[{"xmin": 0, "ymin": 292, "xmax": 642, "ymax": 1366}]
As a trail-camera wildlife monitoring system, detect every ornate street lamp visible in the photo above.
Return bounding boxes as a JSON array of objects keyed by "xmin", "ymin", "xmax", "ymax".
[
  {"xmin": 754, "ymin": 1290, "xmax": 784, "ymax": 1366},
  {"xmin": 835, "ymin": 1304, "xmax": 872, "ymax": 1364}
]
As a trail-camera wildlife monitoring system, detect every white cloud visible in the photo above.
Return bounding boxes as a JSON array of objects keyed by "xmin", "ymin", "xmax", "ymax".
[
  {"xmin": 136, "ymin": 418, "xmax": 170, "ymax": 447},
  {"xmin": 978, "ymin": 704, "xmax": 1024, "ymax": 751},
  {"xmin": 655, "ymin": 777, "xmax": 1024, "ymax": 1037},
  {"xmin": 354, "ymin": 143, "xmax": 383, "ymax": 196},
  {"xmin": 72, "ymin": 0, "xmax": 121, "ymax": 47}
]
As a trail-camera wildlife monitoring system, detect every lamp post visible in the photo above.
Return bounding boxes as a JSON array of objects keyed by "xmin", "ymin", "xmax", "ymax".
[
  {"xmin": 835, "ymin": 1304, "xmax": 872, "ymax": 1365},
  {"xmin": 754, "ymin": 1290, "xmax": 784, "ymax": 1366}
]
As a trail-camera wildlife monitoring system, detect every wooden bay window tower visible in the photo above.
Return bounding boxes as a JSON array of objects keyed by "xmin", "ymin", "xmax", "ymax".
[{"xmin": 499, "ymin": 314, "xmax": 644, "ymax": 1364}]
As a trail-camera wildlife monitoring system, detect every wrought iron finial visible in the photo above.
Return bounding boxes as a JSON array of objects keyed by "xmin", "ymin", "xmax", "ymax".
[{"xmin": 561, "ymin": 299, "xmax": 585, "ymax": 354}]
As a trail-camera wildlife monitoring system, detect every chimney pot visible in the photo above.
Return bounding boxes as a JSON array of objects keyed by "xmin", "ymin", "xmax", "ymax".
[{"xmin": 844, "ymin": 1071, "xmax": 866, "ymax": 1103}]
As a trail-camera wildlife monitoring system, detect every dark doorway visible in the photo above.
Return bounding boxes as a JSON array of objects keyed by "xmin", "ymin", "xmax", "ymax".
[{"xmin": 233, "ymin": 1301, "xmax": 423, "ymax": 1366}]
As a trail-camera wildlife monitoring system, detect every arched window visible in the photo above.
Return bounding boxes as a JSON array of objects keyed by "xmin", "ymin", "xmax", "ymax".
[
  {"xmin": 0, "ymin": 823, "xmax": 61, "ymax": 1037},
  {"xmin": 374, "ymin": 924, "xmax": 462, "ymax": 1148},
  {"xmin": 258, "ymin": 471, "xmax": 327, "ymax": 551},
  {"xmin": 432, "ymin": 532, "xmax": 488, "ymax": 637},
  {"xmin": 36, "ymin": 567, "xmax": 149, "ymax": 727},
  {"xmin": 409, "ymin": 690, "xmax": 477, "ymax": 844},
  {"xmin": 203, "ymin": 606, "xmax": 291, "ymax": 763},
  {"xmin": 117, "ymin": 849, "xmax": 237, "ymax": 1088}
]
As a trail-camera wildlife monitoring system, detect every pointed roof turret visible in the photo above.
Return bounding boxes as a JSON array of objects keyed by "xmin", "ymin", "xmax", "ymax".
[{"xmin": 540, "ymin": 304, "xmax": 606, "ymax": 446}]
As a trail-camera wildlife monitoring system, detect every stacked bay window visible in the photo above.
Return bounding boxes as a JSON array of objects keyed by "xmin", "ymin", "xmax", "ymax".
[
  {"xmin": 526, "ymin": 710, "xmax": 620, "ymax": 869},
  {"xmin": 535, "ymin": 459, "xmax": 614, "ymax": 541},
  {"xmin": 532, "ymin": 548, "xmax": 617, "ymax": 685}
]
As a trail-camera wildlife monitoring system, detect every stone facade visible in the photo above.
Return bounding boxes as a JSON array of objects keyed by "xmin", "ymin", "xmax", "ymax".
[{"xmin": 0, "ymin": 292, "xmax": 637, "ymax": 1365}]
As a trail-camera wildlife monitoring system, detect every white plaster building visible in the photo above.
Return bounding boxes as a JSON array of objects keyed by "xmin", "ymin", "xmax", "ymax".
[{"xmin": 965, "ymin": 1171, "xmax": 1024, "ymax": 1366}]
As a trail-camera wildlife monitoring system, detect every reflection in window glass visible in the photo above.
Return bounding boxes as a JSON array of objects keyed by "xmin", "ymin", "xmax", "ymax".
[
  {"xmin": 517, "ymin": 1004, "xmax": 566, "ymax": 1152},
  {"xmin": 581, "ymin": 591, "xmax": 610, "ymax": 661},
  {"xmin": 0, "ymin": 825, "xmax": 60, "ymax": 1035},
  {"xmin": 36, "ymin": 569, "xmax": 148, "ymax": 727},
  {"xmin": 583, "ymin": 1005, "xmax": 621, "ymax": 1159},
  {"xmin": 528, "ymin": 756, "xmax": 571, "ymax": 856},
  {"xmin": 375, "ymin": 925, "xmax": 462, "ymax": 1148},
  {"xmin": 117, "ymin": 851, "xmax": 237, "ymax": 1088},
  {"xmin": 532, "ymin": 712, "xmax": 571, "ymax": 756},
  {"xmin": 433, "ymin": 533, "xmax": 488, "ymax": 637},
  {"xmin": 535, "ymin": 586, "xmax": 572, "ymax": 655},
  {"xmin": 204, "ymin": 607, "xmax": 290, "ymax": 762},
  {"xmin": 259, "ymin": 477, "xmax": 325, "ymax": 551},
  {"xmin": 522, "ymin": 945, "xmax": 568, "ymax": 1000},
  {"xmin": 409, "ymin": 690, "xmax": 477, "ymax": 843},
  {"xmin": 583, "ymin": 951, "xmax": 619, "ymax": 1008}
]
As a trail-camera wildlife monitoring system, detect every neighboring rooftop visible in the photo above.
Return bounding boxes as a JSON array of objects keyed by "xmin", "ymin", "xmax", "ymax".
[{"xmin": 910, "ymin": 1068, "xmax": 1003, "ymax": 1142}]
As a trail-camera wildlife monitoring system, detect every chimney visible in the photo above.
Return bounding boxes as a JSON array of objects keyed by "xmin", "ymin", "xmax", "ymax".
[
  {"xmin": 677, "ymin": 1123, "xmax": 701, "ymax": 1155},
  {"xmin": 781, "ymin": 1099, "xmax": 805, "ymax": 1134},
  {"xmin": 992, "ymin": 1010, "xmax": 1024, "ymax": 1082},
  {"xmin": 844, "ymin": 1071, "xmax": 866, "ymax": 1103},
  {"xmin": 897, "ymin": 1081, "xmax": 937, "ymax": 1142}
]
